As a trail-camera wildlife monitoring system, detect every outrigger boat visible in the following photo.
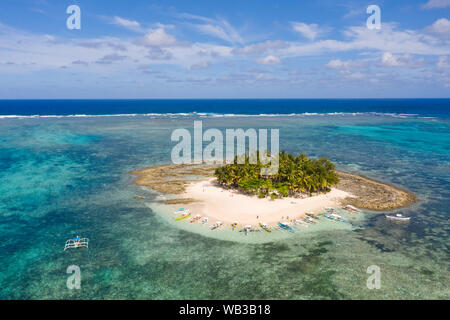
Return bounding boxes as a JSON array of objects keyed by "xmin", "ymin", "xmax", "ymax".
[
  {"xmin": 244, "ymin": 225, "xmax": 252, "ymax": 235},
  {"xmin": 305, "ymin": 216, "xmax": 317, "ymax": 224},
  {"xmin": 175, "ymin": 213, "xmax": 191, "ymax": 221},
  {"xmin": 259, "ymin": 222, "xmax": 271, "ymax": 232},
  {"xmin": 174, "ymin": 208, "xmax": 189, "ymax": 215},
  {"xmin": 231, "ymin": 222, "xmax": 238, "ymax": 230},
  {"xmin": 306, "ymin": 212, "xmax": 319, "ymax": 219},
  {"xmin": 294, "ymin": 219, "xmax": 308, "ymax": 227},
  {"xmin": 135, "ymin": 195, "xmax": 145, "ymax": 199},
  {"xmin": 211, "ymin": 221, "xmax": 223, "ymax": 230},
  {"xmin": 64, "ymin": 236, "xmax": 89, "ymax": 251},
  {"xmin": 278, "ymin": 222, "xmax": 294, "ymax": 232},
  {"xmin": 190, "ymin": 214, "xmax": 201, "ymax": 223},
  {"xmin": 324, "ymin": 213, "xmax": 347, "ymax": 223},
  {"xmin": 342, "ymin": 205, "xmax": 360, "ymax": 213},
  {"xmin": 324, "ymin": 207, "xmax": 335, "ymax": 213},
  {"xmin": 385, "ymin": 214, "xmax": 410, "ymax": 221},
  {"xmin": 201, "ymin": 217, "xmax": 209, "ymax": 224}
]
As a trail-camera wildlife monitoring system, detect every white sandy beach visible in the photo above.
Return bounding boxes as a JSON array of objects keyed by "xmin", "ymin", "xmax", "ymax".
[{"xmin": 178, "ymin": 178, "xmax": 354, "ymax": 226}]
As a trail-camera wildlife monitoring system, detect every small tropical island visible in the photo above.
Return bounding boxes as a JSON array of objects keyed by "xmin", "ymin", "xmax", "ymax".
[{"xmin": 130, "ymin": 151, "xmax": 416, "ymax": 229}]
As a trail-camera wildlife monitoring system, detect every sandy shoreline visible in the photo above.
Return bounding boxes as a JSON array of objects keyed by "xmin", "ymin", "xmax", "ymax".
[
  {"xmin": 179, "ymin": 178, "xmax": 353, "ymax": 225},
  {"xmin": 131, "ymin": 163, "xmax": 416, "ymax": 229}
]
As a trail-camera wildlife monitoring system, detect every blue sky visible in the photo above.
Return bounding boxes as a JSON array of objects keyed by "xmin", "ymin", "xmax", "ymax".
[{"xmin": 0, "ymin": 0, "xmax": 449, "ymax": 98}]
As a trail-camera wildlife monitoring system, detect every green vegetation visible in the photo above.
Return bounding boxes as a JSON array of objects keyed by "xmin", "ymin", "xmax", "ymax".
[{"xmin": 214, "ymin": 151, "xmax": 339, "ymax": 199}]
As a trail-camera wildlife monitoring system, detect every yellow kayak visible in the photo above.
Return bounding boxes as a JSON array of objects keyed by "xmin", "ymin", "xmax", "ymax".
[{"xmin": 176, "ymin": 213, "xmax": 191, "ymax": 221}]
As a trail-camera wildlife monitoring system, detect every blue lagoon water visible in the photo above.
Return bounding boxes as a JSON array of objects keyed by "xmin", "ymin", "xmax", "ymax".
[{"xmin": 0, "ymin": 100, "xmax": 449, "ymax": 299}]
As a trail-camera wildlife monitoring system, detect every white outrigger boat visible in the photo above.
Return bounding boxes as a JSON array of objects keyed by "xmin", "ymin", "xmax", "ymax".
[
  {"xmin": 342, "ymin": 204, "xmax": 360, "ymax": 213},
  {"xmin": 64, "ymin": 236, "xmax": 89, "ymax": 251},
  {"xmin": 324, "ymin": 213, "xmax": 347, "ymax": 223},
  {"xmin": 324, "ymin": 207, "xmax": 335, "ymax": 213},
  {"xmin": 201, "ymin": 217, "xmax": 209, "ymax": 224},
  {"xmin": 244, "ymin": 225, "xmax": 252, "ymax": 235},
  {"xmin": 211, "ymin": 221, "xmax": 223, "ymax": 230},
  {"xmin": 385, "ymin": 214, "xmax": 410, "ymax": 221},
  {"xmin": 305, "ymin": 216, "xmax": 317, "ymax": 224},
  {"xmin": 294, "ymin": 219, "xmax": 309, "ymax": 227}
]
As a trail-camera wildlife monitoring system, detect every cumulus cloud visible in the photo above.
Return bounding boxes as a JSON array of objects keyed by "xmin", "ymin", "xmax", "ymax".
[
  {"xmin": 425, "ymin": 18, "xmax": 450, "ymax": 37},
  {"xmin": 255, "ymin": 55, "xmax": 281, "ymax": 65},
  {"xmin": 291, "ymin": 22, "xmax": 328, "ymax": 40},
  {"xmin": 138, "ymin": 28, "xmax": 179, "ymax": 47},
  {"xmin": 379, "ymin": 52, "xmax": 426, "ymax": 67},
  {"xmin": 422, "ymin": 0, "xmax": 450, "ymax": 9}
]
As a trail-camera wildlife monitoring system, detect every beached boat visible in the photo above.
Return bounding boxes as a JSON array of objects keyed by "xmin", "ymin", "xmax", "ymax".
[
  {"xmin": 135, "ymin": 195, "xmax": 145, "ymax": 199},
  {"xmin": 211, "ymin": 221, "xmax": 223, "ymax": 230},
  {"xmin": 306, "ymin": 212, "xmax": 319, "ymax": 219},
  {"xmin": 259, "ymin": 222, "xmax": 271, "ymax": 232},
  {"xmin": 385, "ymin": 214, "xmax": 410, "ymax": 221},
  {"xmin": 294, "ymin": 219, "xmax": 308, "ymax": 227},
  {"xmin": 244, "ymin": 225, "xmax": 252, "ymax": 235},
  {"xmin": 278, "ymin": 222, "xmax": 294, "ymax": 232},
  {"xmin": 201, "ymin": 217, "xmax": 209, "ymax": 224},
  {"xmin": 342, "ymin": 204, "xmax": 360, "ymax": 212},
  {"xmin": 175, "ymin": 213, "xmax": 191, "ymax": 221},
  {"xmin": 305, "ymin": 216, "xmax": 317, "ymax": 224},
  {"xmin": 324, "ymin": 207, "xmax": 335, "ymax": 213},
  {"xmin": 231, "ymin": 222, "xmax": 238, "ymax": 230},
  {"xmin": 323, "ymin": 213, "xmax": 347, "ymax": 223},
  {"xmin": 174, "ymin": 208, "xmax": 189, "ymax": 215},
  {"xmin": 190, "ymin": 214, "xmax": 201, "ymax": 223}
]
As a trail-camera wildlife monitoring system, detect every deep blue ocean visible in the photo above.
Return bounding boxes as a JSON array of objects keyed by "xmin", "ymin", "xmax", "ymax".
[
  {"xmin": 1, "ymin": 99, "xmax": 449, "ymax": 118},
  {"xmin": 0, "ymin": 99, "xmax": 448, "ymax": 299}
]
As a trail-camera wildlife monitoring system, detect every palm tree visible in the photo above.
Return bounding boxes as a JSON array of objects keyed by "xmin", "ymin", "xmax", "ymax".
[{"xmin": 214, "ymin": 151, "xmax": 339, "ymax": 199}]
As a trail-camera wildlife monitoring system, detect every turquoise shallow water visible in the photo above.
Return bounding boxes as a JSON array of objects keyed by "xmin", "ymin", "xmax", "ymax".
[{"xmin": 0, "ymin": 114, "xmax": 449, "ymax": 299}]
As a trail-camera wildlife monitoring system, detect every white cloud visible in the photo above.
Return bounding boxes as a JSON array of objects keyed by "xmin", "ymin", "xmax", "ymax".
[
  {"xmin": 379, "ymin": 52, "xmax": 426, "ymax": 67},
  {"xmin": 380, "ymin": 52, "xmax": 402, "ymax": 67},
  {"xmin": 292, "ymin": 22, "xmax": 328, "ymax": 41},
  {"xmin": 138, "ymin": 28, "xmax": 179, "ymax": 47},
  {"xmin": 326, "ymin": 59, "xmax": 366, "ymax": 70},
  {"xmin": 255, "ymin": 55, "xmax": 281, "ymax": 65},
  {"xmin": 190, "ymin": 61, "xmax": 210, "ymax": 70},
  {"xmin": 422, "ymin": 0, "xmax": 450, "ymax": 9},
  {"xmin": 437, "ymin": 56, "xmax": 449, "ymax": 68},
  {"xmin": 346, "ymin": 72, "xmax": 366, "ymax": 80},
  {"xmin": 232, "ymin": 40, "xmax": 289, "ymax": 55},
  {"xmin": 425, "ymin": 18, "xmax": 450, "ymax": 37},
  {"xmin": 181, "ymin": 14, "xmax": 243, "ymax": 44},
  {"xmin": 112, "ymin": 16, "xmax": 143, "ymax": 33}
]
